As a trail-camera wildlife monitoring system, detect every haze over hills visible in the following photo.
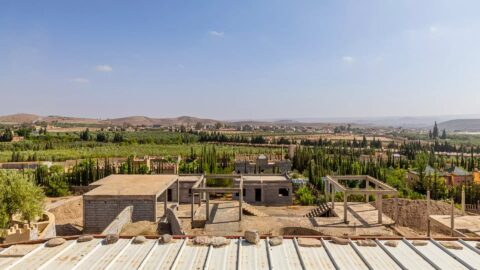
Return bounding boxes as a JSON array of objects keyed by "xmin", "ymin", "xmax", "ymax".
[{"xmin": 2, "ymin": 113, "xmax": 480, "ymax": 131}]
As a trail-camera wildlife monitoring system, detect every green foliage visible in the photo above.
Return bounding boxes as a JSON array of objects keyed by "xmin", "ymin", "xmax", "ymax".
[
  {"xmin": 45, "ymin": 173, "xmax": 70, "ymax": 197},
  {"xmin": 0, "ymin": 128, "xmax": 13, "ymax": 142},
  {"xmin": 0, "ymin": 170, "xmax": 45, "ymax": 227},
  {"xmin": 296, "ymin": 186, "xmax": 316, "ymax": 205}
]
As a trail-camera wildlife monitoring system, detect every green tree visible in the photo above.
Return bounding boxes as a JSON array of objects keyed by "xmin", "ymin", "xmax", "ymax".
[
  {"xmin": 0, "ymin": 128, "xmax": 13, "ymax": 142},
  {"xmin": 80, "ymin": 128, "xmax": 91, "ymax": 141},
  {"xmin": 432, "ymin": 121, "xmax": 439, "ymax": 139},
  {"xmin": 0, "ymin": 170, "xmax": 45, "ymax": 227},
  {"xmin": 441, "ymin": 129, "xmax": 447, "ymax": 139}
]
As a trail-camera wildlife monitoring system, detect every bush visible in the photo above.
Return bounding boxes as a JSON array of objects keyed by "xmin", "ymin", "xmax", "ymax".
[
  {"xmin": 296, "ymin": 186, "xmax": 316, "ymax": 205},
  {"xmin": 45, "ymin": 174, "xmax": 70, "ymax": 197}
]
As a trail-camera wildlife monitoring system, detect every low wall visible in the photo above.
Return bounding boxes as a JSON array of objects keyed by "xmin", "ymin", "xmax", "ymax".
[
  {"xmin": 165, "ymin": 206, "xmax": 184, "ymax": 235},
  {"xmin": 102, "ymin": 206, "xmax": 133, "ymax": 235}
]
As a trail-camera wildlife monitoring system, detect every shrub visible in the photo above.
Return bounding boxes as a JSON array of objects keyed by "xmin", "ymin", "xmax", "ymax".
[{"xmin": 296, "ymin": 186, "xmax": 316, "ymax": 205}]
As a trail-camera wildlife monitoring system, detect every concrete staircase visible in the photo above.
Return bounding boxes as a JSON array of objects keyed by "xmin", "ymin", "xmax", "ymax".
[
  {"xmin": 242, "ymin": 203, "xmax": 269, "ymax": 217},
  {"xmin": 304, "ymin": 202, "xmax": 331, "ymax": 218}
]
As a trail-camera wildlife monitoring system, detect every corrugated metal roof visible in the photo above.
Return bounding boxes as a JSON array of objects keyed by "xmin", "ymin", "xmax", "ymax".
[{"xmin": 0, "ymin": 237, "xmax": 479, "ymax": 270}]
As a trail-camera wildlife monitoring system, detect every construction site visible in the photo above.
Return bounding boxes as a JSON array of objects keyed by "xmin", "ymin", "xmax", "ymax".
[{"xmin": 1, "ymin": 173, "xmax": 480, "ymax": 269}]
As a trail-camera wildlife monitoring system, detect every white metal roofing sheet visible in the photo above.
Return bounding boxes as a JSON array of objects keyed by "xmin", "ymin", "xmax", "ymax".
[{"xmin": 0, "ymin": 237, "xmax": 479, "ymax": 270}]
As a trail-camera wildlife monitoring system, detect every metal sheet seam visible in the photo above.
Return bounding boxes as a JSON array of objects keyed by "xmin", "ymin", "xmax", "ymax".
[
  {"xmin": 170, "ymin": 237, "xmax": 188, "ymax": 270},
  {"xmin": 320, "ymin": 238, "xmax": 340, "ymax": 270},
  {"xmin": 265, "ymin": 237, "xmax": 273, "ymax": 270},
  {"xmin": 0, "ymin": 246, "xmax": 12, "ymax": 255},
  {"xmin": 153, "ymin": 241, "xmax": 178, "ymax": 270},
  {"xmin": 104, "ymin": 237, "xmax": 134, "ymax": 270},
  {"xmin": 4, "ymin": 242, "xmax": 46, "ymax": 270},
  {"xmin": 429, "ymin": 239, "xmax": 475, "ymax": 270},
  {"xmin": 374, "ymin": 239, "xmax": 407, "ymax": 270},
  {"xmin": 293, "ymin": 238, "xmax": 306, "ymax": 270},
  {"xmin": 37, "ymin": 240, "xmax": 77, "ymax": 270},
  {"xmin": 71, "ymin": 240, "xmax": 103, "ymax": 270},
  {"xmin": 458, "ymin": 239, "xmax": 480, "ymax": 255},
  {"xmin": 401, "ymin": 239, "xmax": 441, "ymax": 270},
  {"xmin": 203, "ymin": 245, "xmax": 213, "ymax": 270},
  {"xmin": 236, "ymin": 237, "xmax": 242, "ymax": 270},
  {"xmin": 348, "ymin": 239, "xmax": 373, "ymax": 270},
  {"xmin": 138, "ymin": 238, "xmax": 160, "ymax": 270}
]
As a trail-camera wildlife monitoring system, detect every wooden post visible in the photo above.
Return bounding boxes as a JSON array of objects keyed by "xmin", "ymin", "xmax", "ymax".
[
  {"xmin": 343, "ymin": 191, "xmax": 348, "ymax": 223},
  {"xmin": 461, "ymin": 186, "xmax": 465, "ymax": 216},
  {"xmin": 239, "ymin": 188, "xmax": 243, "ymax": 221},
  {"xmin": 427, "ymin": 190, "xmax": 431, "ymax": 237},
  {"xmin": 377, "ymin": 194, "xmax": 383, "ymax": 224},
  {"xmin": 451, "ymin": 199, "xmax": 455, "ymax": 236},
  {"xmin": 206, "ymin": 192, "xmax": 210, "ymax": 221}
]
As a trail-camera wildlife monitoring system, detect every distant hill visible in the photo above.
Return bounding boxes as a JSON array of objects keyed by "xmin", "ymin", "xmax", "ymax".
[
  {"xmin": 438, "ymin": 119, "xmax": 480, "ymax": 132},
  {"xmin": 0, "ymin": 113, "xmax": 219, "ymax": 127},
  {"xmin": 0, "ymin": 113, "xmax": 42, "ymax": 124}
]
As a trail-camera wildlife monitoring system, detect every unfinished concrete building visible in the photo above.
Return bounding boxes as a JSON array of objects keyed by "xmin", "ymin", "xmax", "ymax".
[
  {"xmin": 83, "ymin": 175, "xmax": 179, "ymax": 233},
  {"xmin": 234, "ymin": 154, "xmax": 292, "ymax": 174},
  {"xmin": 232, "ymin": 174, "xmax": 293, "ymax": 205},
  {"xmin": 324, "ymin": 175, "xmax": 398, "ymax": 224}
]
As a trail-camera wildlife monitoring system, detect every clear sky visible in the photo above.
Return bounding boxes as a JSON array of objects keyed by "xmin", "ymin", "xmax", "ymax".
[{"xmin": 1, "ymin": 0, "xmax": 480, "ymax": 120}]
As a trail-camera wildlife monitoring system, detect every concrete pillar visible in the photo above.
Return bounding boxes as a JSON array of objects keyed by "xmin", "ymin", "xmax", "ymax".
[
  {"xmin": 206, "ymin": 192, "xmax": 210, "ymax": 221},
  {"xmin": 331, "ymin": 187, "xmax": 335, "ymax": 209},
  {"xmin": 177, "ymin": 179, "xmax": 180, "ymax": 205},
  {"xmin": 239, "ymin": 188, "xmax": 243, "ymax": 221},
  {"xmin": 164, "ymin": 190, "xmax": 168, "ymax": 217},
  {"xmin": 427, "ymin": 190, "xmax": 431, "ymax": 237},
  {"xmin": 394, "ymin": 195, "xmax": 399, "ymax": 225},
  {"xmin": 451, "ymin": 199, "xmax": 455, "ymax": 236},
  {"xmin": 365, "ymin": 179, "xmax": 369, "ymax": 202},
  {"xmin": 461, "ymin": 186, "xmax": 465, "ymax": 216},
  {"xmin": 191, "ymin": 192, "xmax": 195, "ymax": 224},
  {"xmin": 343, "ymin": 192, "xmax": 348, "ymax": 223},
  {"xmin": 377, "ymin": 194, "xmax": 383, "ymax": 224}
]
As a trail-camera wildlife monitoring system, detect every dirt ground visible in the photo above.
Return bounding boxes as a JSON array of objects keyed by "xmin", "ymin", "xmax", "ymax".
[
  {"xmin": 253, "ymin": 205, "xmax": 317, "ymax": 217},
  {"xmin": 120, "ymin": 221, "xmax": 160, "ymax": 236},
  {"xmin": 47, "ymin": 196, "xmax": 83, "ymax": 235},
  {"xmin": 379, "ymin": 198, "xmax": 462, "ymax": 235}
]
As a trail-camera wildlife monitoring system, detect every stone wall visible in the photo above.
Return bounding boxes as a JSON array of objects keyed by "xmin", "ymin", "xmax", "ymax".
[
  {"xmin": 165, "ymin": 207, "xmax": 184, "ymax": 235},
  {"xmin": 101, "ymin": 206, "xmax": 133, "ymax": 235},
  {"xmin": 84, "ymin": 196, "xmax": 155, "ymax": 233}
]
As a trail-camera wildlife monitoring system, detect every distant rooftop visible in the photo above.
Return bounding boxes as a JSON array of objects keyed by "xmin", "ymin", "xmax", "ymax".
[{"xmin": 239, "ymin": 175, "xmax": 289, "ymax": 182}]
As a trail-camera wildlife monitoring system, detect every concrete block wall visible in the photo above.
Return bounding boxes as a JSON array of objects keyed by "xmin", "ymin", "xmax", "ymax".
[
  {"xmin": 165, "ymin": 207, "xmax": 184, "ymax": 235},
  {"xmin": 102, "ymin": 206, "xmax": 133, "ymax": 235},
  {"xmin": 233, "ymin": 183, "xmax": 293, "ymax": 205},
  {"xmin": 157, "ymin": 182, "xmax": 196, "ymax": 204},
  {"xmin": 84, "ymin": 196, "xmax": 156, "ymax": 233}
]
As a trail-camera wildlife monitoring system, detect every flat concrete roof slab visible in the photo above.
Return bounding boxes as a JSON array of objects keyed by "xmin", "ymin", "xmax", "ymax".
[
  {"xmin": 85, "ymin": 174, "xmax": 178, "ymax": 196},
  {"xmin": 240, "ymin": 175, "xmax": 289, "ymax": 182}
]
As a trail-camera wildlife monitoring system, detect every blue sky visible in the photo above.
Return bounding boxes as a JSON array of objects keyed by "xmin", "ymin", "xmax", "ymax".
[{"xmin": 1, "ymin": 0, "xmax": 480, "ymax": 120}]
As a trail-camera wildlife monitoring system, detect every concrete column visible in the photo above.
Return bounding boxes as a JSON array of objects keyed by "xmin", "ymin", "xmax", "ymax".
[
  {"xmin": 206, "ymin": 192, "xmax": 210, "ymax": 221},
  {"xmin": 177, "ymin": 179, "xmax": 180, "ymax": 205},
  {"xmin": 191, "ymin": 192, "xmax": 195, "ymax": 224},
  {"xmin": 461, "ymin": 186, "xmax": 465, "ymax": 215},
  {"xmin": 377, "ymin": 194, "xmax": 383, "ymax": 224},
  {"xmin": 365, "ymin": 179, "xmax": 369, "ymax": 202},
  {"xmin": 451, "ymin": 199, "xmax": 455, "ymax": 236},
  {"xmin": 427, "ymin": 190, "xmax": 431, "ymax": 237},
  {"xmin": 164, "ymin": 190, "xmax": 168, "ymax": 217},
  {"xmin": 394, "ymin": 195, "xmax": 399, "ymax": 225},
  {"xmin": 343, "ymin": 192, "xmax": 348, "ymax": 223},
  {"xmin": 239, "ymin": 188, "xmax": 243, "ymax": 221},
  {"xmin": 331, "ymin": 187, "xmax": 335, "ymax": 209}
]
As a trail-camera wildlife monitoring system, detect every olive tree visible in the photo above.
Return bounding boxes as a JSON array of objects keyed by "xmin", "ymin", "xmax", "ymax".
[{"xmin": 0, "ymin": 170, "xmax": 45, "ymax": 228}]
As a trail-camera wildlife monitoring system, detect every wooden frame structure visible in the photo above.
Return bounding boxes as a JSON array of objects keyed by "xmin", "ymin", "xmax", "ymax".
[
  {"xmin": 190, "ymin": 174, "xmax": 244, "ymax": 224},
  {"xmin": 324, "ymin": 175, "xmax": 398, "ymax": 224}
]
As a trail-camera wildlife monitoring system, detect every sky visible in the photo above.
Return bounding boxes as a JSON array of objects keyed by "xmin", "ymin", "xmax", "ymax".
[{"xmin": 1, "ymin": 0, "xmax": 480, "ymax": 120}]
